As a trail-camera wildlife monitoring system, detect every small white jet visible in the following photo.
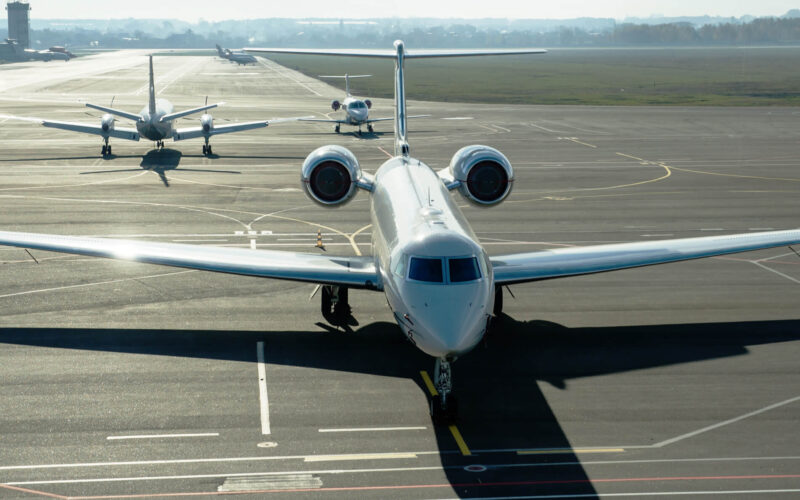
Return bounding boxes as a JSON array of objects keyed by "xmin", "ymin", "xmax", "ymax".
[
  {"xmin": 1, "ymin": 41, "xmax": 800, "ymax": 423},
  {"xmin": 301, "ymin": 73, "xmax": 427, "ymax": 135},
  {"xmin": 216, "ymin": 44, "xmax": 257, "ymax": 66},
  {"xmin": 16, "ymin": 55, "xmax": 282, "ymax": 156}
]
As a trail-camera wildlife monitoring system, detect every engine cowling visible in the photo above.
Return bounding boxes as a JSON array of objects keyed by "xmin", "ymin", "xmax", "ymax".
[
  {"xmin": 331, "ymin": 100, "xmax": 341, "ymax": 111},
  {"xmin": 101, "ymin": 113, "xmax": 115, "ymax": 133},
  {"xmin": 201, "ymin": 113, "xmax": 213, "ymax": 133},
  {"xmin": 301, "ymin": 145, "xmax": 361, "ymax": 206},
  {"xmin": 364, "ymin": 99, "xmax": 372, "ymax": 109},
  {"xmin": 448, "ymin": 145, "xmax": 514, "ymax": 206}
]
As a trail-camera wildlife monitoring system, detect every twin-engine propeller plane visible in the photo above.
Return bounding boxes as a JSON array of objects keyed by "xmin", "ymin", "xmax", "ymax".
[
  {"xmin": 1, "ymin": 41, "xmax": 800, "ymax": 422},
  {"xmin": 10, "ymin": 55, "xmax": 291, "ymax": 157},
  {"xmin": 300, "ymin": 73, "xmax": 427, "ymax": 135}
]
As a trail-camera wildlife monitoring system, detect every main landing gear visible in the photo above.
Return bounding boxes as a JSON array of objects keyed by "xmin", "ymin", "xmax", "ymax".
[
  {"xmin": 321, "ymin": 285, "xmax": 350, "ymax": 326},
  {"xmin": 202, "ymin": 143, "xmax": 213, "ymax": 156},
  {"xmin": 334, "ymin": 125, "xmax": 340, "ymax": 133},
  {"xmin": 155, "ymin": 140, "xmax": 165, "ymax": 149},
  {"xmin": 430, "ymin": 357, "xmax": 458, "ymax": 423},
  {"xmin": 367, "ymin": 124, "xmax": 374, "ymax": 133}
]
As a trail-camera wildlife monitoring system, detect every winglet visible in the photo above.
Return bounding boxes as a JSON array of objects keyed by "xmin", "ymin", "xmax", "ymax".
[{"xmin": 148, "ymin": 55, "xmax": 156, "ymax": 116}]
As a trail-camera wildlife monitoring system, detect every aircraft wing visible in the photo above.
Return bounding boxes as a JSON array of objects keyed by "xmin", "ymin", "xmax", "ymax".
[
  {"xmin": 173, "ymin": 120, "xmax": 267, "ymax": 141},
  {"xmin": 0, "ymin": 231, "xmax": 380, "ymax": 290},
  {"xmin": 490, "ymin": 230, "xmax": 800, "ymax": 285},
  {"xmin": 299, "ymin": 118, "xmax": 346, "ymax": 124},
  {"xmin": 41, "ymin": 119, "xmax": 140, "ymax": 141},
  {"xmin": 246, "ymin": 48, "xmax": 546, "ymax": 59},
  {"xmin": 161, "ymin": 103, "xmax": 222, "ymax": 123}
]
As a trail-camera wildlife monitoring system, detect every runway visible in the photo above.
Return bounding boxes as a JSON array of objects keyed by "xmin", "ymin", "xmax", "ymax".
[{"xmin": 1, "ymin": 52, "xmax": 799, "ymax": 499}]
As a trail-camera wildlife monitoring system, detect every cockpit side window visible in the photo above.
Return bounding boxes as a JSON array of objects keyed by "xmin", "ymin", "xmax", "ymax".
[
  {"xmin": 448, "ymin": 257, "xmax": 481, "ymax": 282},
  {"xmin": 408, "ymin": 257, "xmax": 444, "ymax": 283}
]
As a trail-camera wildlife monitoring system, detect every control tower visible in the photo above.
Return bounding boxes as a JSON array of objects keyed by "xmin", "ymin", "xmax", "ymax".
[{"xmin": 6, "ymin": 1, "xmax": 31, "ymax": 49}]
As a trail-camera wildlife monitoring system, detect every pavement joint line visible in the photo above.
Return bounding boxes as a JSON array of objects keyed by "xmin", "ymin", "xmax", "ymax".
[
  {"xmin": 256, "ymin": 342, "xmax": 271, "ymax": 435},
  {"xmin": 752, "ymin": 262, "xmax": 800, "ymax": 285},
  {"xmin": 0, "ymin": 270, "xmax": 196, "ymax": 299},
  {"xmin": 517, "ymin": 448, "xmax": 624, "ymax": 455},
  {"xmin": 106, "ymin": 433, "xmax": 219, "ymax": 440},
  {"xmin": 564, "ymin": 137, "xmax": 597, "ymax": 148},
  {"xmin": 304, "ymin": 452, "xmax": 418, "ymax": 462}
]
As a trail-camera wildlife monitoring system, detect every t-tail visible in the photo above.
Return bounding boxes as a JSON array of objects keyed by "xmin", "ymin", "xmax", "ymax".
[{"xmin": 148, "ymin": 55, "xmax": 156, "ymax": 116}]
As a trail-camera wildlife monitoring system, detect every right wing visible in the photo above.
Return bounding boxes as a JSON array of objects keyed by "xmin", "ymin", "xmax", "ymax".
[
  {"xmin": 246, "ymin": 48, "xmax": 546, "ymax": 59},
  {"xmin": 41, "ymin": 119, "xmax": 140, "ymax": 141},
  {"xmin": 0, "ymin": 231, "xmax": 380, "ymax": 290},
  {"xmin": 491, "ymin": 230, "xmax": 800, "ymax": 285},
  {"xmin": 173, "ymin": 120, "xmax": 267, "ymax": 141},
  {"xmin": 299, "ymin": 118, "xmax": 346, "ymax": 124}
]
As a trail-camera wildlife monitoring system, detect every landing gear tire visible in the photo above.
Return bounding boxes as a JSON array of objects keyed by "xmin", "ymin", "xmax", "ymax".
[
  {"xmin": 101, "ymin": 145, "xmax": 107, "ymax": 156},
  {"xmin": 367, "ymin": 124, "xmax": 374, "ymax": 133},
  {"xmin": 493, "ymin": 285, "xmax": 503, "ymax": 316},
  {"xmin": 207, "ymin": 145, "xmax": 212, "ymax": 155},
  {"xmin": 202, "ymin": 145, "xmax": 207, "ymax": 155},
  {"xmin": 107, "ymin": 145, "xmax": 112, "ymax": 156},
  {"xmin": 430, "ymin": 394, "xmax": 458, "ymax": 424},
  {"xmin": 334, "ymin": 125, "xmax": 340, "ymax": 133},
  {"xmin": 321, "ymin": 285, "xmax": 350, "ymax": 326}
]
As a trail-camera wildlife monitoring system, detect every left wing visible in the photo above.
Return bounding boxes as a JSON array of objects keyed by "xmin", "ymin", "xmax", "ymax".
[
  {"xmin": 173, "ymin": 120, "xmax": 267, "ymax": 141},
  {"xmin": 41, "ymin": 119, "xmax": 140, "ymax": 141},
  {"xmin": 491, "ymin": 230, "xmax": 800, "ymax": 285},
  {"xmin": 0, "ymin": 231, "xmax": 380, "ymax": 290}
]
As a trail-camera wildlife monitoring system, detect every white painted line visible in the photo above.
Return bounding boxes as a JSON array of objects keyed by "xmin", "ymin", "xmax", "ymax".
[
  {"xmin": 441, "ymin": 117, "xmax": 474, "ymax": 120},
  {"xmin": 107, "ymin": 433, "xmax": 218, "ymax": 440},
  {"xmin": 700, "ymin": 228, "xmax": 725, "ymax": 231},
  {"xmin": 304, "ymin": 452, "xmax": 418, "ymax": 462},
  {"xmin": 528, "ymin": 122, "xmax": 559, "ymax": 133},
  {"xmin": 172, "ymin": 239, "xmax": 228, "ymax": 242},
  {"xmin": 250, "ymin": 239, "xmax": 257, "ymax": 250},
  {"xmin": 429, "ymin": 491, "xmax": 800, "ymax": 499},
  {"xmin": 749, "ymin": 228, "xmax": 775, "ymax": 231},
  {"xmin": 318, "ymin": 426, "xmax": 427, "ymax": 433},
  {"xmin": 753, "ymin": 262, "xmax": 800, "ymax": 285},
  {"xmin": 260, "ymin": 230, "xmax": 273, "ymax": 235},
  {"xmin": 652, "ymin": 395, "xmax": 800, "ymax": 448},
  {"xmin": 0, "ymin": 270, "xmax": 195, "ymax": 299},
  {"xmin": 256, "ymin": 341, "xmax": 271, "ymax": 435},
  {"xmin": 234, "ymin": 231, "xmax": 244, "ymax": 235}
]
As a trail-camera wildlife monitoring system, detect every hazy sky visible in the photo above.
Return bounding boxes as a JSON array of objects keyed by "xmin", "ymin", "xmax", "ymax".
[{"xmin": 9, "ymin": 1, "xmax": 798, "ymax": 21}]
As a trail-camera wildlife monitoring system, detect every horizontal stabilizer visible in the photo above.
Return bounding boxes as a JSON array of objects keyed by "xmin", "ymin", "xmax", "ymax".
[
  {"xmin": 85, "ymin": 103, "xmax": 142, "ymax": 122},
  {"xmin": 160, "ymin": 103, "xmax": 221, "ymax": 123}
]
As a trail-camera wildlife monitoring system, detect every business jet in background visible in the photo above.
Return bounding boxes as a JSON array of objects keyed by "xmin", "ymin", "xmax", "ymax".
[
  {"xmin": 301, "ymin": 73, "xmax": 428, "ymax": 134},
  {"xmin": 216, "ymin": 44, "xmax": 257, "ymax": 66},
  {"xmin": 1, "ymin": 42, "xmax": 799, "ymax": 423},
  {"xmin": 4, "ymin": 55, "xmax": 292, "ymax": 156}
]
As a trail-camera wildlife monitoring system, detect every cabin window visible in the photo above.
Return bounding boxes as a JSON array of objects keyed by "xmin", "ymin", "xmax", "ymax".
[
  {"xmin": 448, "ymin": 257, "xmax": 481, "ymax": 282},
  {"xmin": 408, "ymin": 257, "xmax": 444, "ymax": 283}
]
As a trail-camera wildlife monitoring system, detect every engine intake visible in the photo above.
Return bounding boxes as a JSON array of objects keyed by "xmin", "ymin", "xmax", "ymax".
[
  {"xmin": 448, "ymin": 145, "xmax": 514, "ymax": 206},
  {"xmin": 302, "ymin": 145, "xmax": 361, "ymax": 206},
  {"xmin": 331, "ymin": 100, "xmax": 341, "ymax": 111},
  {"xmin": 364, "ymin": 99, "xmax": 372, "ymax": 109}
]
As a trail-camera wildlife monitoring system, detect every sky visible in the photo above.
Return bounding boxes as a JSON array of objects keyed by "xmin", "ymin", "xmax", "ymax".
[{"xmin": 6, "ymin": 0, "xmax": 798, "ymax": 22}]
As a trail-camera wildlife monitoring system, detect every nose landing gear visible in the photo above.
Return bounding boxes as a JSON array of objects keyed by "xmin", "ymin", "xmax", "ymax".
[
  {"xmin": 430, "ymin": 358, "xmax": 458, "ymax": 423},
  {"xmin": 101, "ymin": 138, "xmax": 112, "ymax": 157}
]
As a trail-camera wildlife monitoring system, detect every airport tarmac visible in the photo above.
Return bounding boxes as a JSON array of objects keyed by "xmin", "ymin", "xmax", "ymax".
[{"xmin": 0, "ymin": 52, "xmax": 799, "ymax": 499}]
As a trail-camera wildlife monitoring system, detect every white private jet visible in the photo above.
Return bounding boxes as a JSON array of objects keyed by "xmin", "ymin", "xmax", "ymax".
[
  {"xmin": 10, "ymin": 55, "xmax": 292, "ymax": 157},
  {"xmin": 300, "ymin": 73, "xmax": 427, "ymax": 135},
  {"xmin": 1, "ymin": 41, "xmax": 800, "ymax": 423}
]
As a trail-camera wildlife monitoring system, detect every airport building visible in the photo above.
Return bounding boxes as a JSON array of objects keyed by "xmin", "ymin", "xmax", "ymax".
[{"xmin": 6, "ymin": 1, "xmax": 30, "ymax": 48}]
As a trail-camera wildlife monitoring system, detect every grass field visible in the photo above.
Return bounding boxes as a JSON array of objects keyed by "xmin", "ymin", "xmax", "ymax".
[{"xmin": 263, "ymin": 47, "xmax": 800, "ymax": 106}]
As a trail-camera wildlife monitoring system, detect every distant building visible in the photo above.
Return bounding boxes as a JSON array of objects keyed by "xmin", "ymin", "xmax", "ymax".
[{"xmin": 6, "ymin": 1, "xmax": 30, "ymax": 49}]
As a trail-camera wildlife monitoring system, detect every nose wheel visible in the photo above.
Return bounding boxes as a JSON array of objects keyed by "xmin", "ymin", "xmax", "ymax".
[
  {"xmin": 101, "ymin": 138, "xmax": 111, "ymax": 157},
  {"xmin": 430, "ymin": 358, "xmax": 458, "ymax": 423},
  {"xmin": 202, "ymin": 144, "xmax": 213, "ymax": 155},
  {"xmin": 367, "ymin": 124, "xmax": 374, "ymax": 133}
]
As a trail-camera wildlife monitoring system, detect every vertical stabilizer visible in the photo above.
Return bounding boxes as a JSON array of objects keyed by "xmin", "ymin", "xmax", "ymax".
[
  {"xmin": 148, "ymin": 55, "xmax": 156, "ymax": 116},
  {"xmin": 393, "ymin": 41, "xmax": 409, "ymax": 157}
]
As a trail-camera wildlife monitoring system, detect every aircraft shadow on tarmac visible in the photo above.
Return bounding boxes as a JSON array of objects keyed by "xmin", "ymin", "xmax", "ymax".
[
  {"xmin": 77, "ymin": 149, "xmax": 243, "ymax": 181},
  {"xmin": 3, "ymin": 317, "xmax": 800, "ymax": 497}
]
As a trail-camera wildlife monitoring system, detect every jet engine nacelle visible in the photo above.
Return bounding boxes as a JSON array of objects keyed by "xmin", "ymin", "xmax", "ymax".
[
  {"xmin": 364, "ymin": 99, "xmax": 372, "ymax": 109},
  {"xmin": 101, "ymin": 114, "xmax": 115, "ymax": 133},
  {"xmin": 301, "ymin": 145, "xmax": 361, "ymax": 206},
  {"xmin": 201, "ymin": 113, "xmax": 213, "ymax": 133},
  {"xmin": 448, "ymin": 145, "xmax": 514, "ymax": 206},
  {"xmin": 331, "ymin": 100, "xmax": 341, "ymax": 111}
]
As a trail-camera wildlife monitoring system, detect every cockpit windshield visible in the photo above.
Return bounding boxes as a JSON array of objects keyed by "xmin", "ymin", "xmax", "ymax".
[
  {"xmin": 350, "ymin": 101, "xmax": 364, "ymax": 109},
  {"xmin": 449, "ymin": 257, "xmax": 481, "ymax": 282},
  {"xmin": 408, "ymin": 257, "xmax": 443, "ymax": 283}
]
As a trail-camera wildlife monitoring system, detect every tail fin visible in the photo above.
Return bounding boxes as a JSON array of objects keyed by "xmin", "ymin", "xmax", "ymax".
[
  {"xmin": 148, "ymin": 55, "xmax": 156, "ymax": 116},
  {"xmin": 318, "ymin": 74, "xmax": 371, "ymax": 97}
]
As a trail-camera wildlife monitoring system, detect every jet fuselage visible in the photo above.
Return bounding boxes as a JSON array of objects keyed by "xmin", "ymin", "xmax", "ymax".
[{"xmin": 136, "ymin": 98, "xmax": 175, "ymax": 141}]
